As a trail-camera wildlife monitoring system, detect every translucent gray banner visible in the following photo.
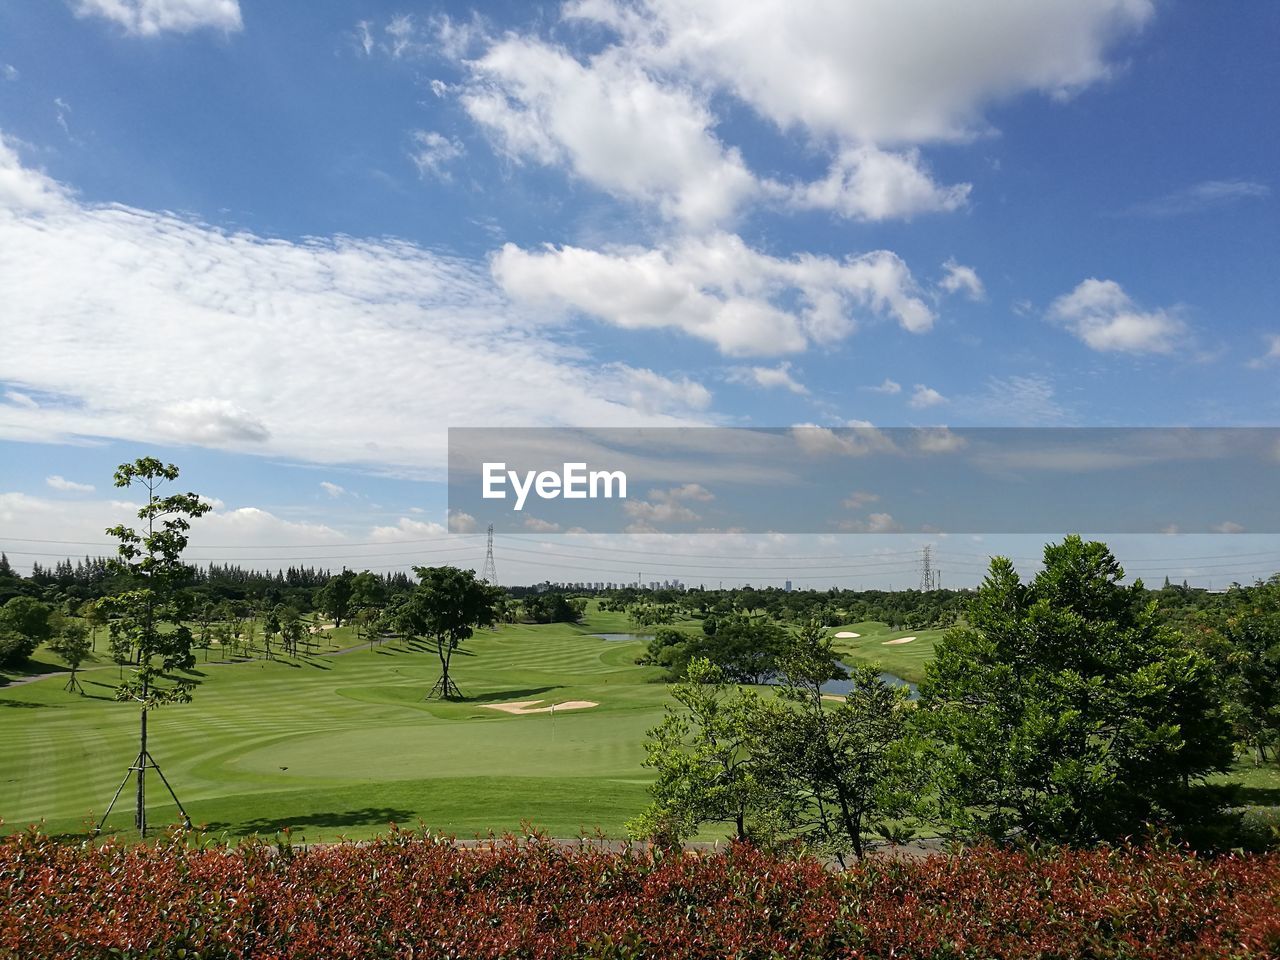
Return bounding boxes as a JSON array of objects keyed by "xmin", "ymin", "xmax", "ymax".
[{"xmin": 447, "ymin": 427, "xmax": 1280, "ymax": 534}]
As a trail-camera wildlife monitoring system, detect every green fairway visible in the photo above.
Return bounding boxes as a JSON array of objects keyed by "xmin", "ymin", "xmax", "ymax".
[
  {"xmin": 827, "ymin": 621, "xmax": 947, "ymax": 684},
  {"xmin": 0, "ymin": 613, "xmax": 670, "ymax": 842}
]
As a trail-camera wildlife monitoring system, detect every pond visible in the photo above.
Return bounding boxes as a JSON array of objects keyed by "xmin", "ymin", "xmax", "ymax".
[
  {"xmin": 590, "ymin": 633, "xmax": 655, "ymax": 643},
  {"xmin": 821, "ymin": 666, "xmax": 919, "ymax": 700}
]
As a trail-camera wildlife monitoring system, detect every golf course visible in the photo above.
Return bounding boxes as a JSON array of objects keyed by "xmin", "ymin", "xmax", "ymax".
[{"xmin": 0, "ymin": 606, "xmax": 687, "ymax": 840}]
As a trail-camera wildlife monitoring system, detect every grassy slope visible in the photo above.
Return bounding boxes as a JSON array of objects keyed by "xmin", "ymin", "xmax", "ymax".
[
  {"xmin": 827, "ymin": 621, "xmax": 947, "ymax": 684},
  {"xmin": 0, "ymin": 611, "xmax": 670, "ymax": 842},
  {"xmin": 3, "ymin": 607, "xmax": 1276, "ymax": 842}
]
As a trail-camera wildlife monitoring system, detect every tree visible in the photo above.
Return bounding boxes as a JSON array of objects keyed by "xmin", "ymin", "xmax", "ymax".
[
  {"xmin": 399, "ymin": 566, "xmax": 502, "ymax": 699},
  {"xmin": 628, "ymin": 657, "xmax": 768, "ymax": 845},
  {"xmin": 96, "ymin": 458, "xmax": 211, "ymax": 836},
  {"xmin": 755, "ymin": 622, "xmax": 920, "ymax": 862},
  {"xmin": 317, "ymin": 570, "xmax": 356, "ymax": 628},
  {"xmin": 81, "ymin": 598, "xmax": 108, "ymax": 651},
  {"xmin": 48, "ymin": 618, "xmax": 92, "ymax": 694},
  {"xmin": 920, "ymin": 536, "xmax": 1235, "ymax": 844},
  {"xmin": 0, "ymin": 596, "xmax": 54, "ymax": 669},
  {"xmin": 1216, "ymin": 578, "xmax": 1280, "ymax": 764}
]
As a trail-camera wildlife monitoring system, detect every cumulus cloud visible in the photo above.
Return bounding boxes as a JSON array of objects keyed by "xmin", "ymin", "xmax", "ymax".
[
  {"xmin": 0, "ymin": 132, "xmax": 712, "ymax": 473},
  {"xmin": 1048, "ymin": 278, "xmax": 1185, "ymax": 354},
  {"xmin": 909, "ymin": 384, "xmax": 947, "ymax": 408},
  {"xmin": 493, "ymin": 233, "xmax": 933, "ymax": 356},
  {"xmin": 409, "ymin": 130, "xmax": 465, "ymax": 181},
  {"xmin": 605, "ymin": 365, "xmax": 712, "ymax": 416},
  {"xmin": 319, "ymin": 481, "xmax": 346, "ymax": 498},
  {"xmin": 565, "ymin": 0, "xmax": 1153, "ymax": 143},
  {"xmin": 71, "ymin": 0, "xmax": 243, "ymax": 36},
  {"xmin": 727, "ymin": 362, "xmax": 808, "ymax": 395},
  {"xmin": 789, "ymin": 147, "xmax": 970, "ymax": 220},
  {"xmin": 865, "ymin": 378, "xmax": 902, "ymax": 395},
  {"xmin": 939, "ymin": 258, "xmax": 985, "ymax": 300},
  {"xmin": 371, "ymin": 516, "xmax": 450, "ymax": 541},
  {"xmin": 46, "ymin": 474, "xmax": 94, "ymax": 493},
  {"xmin": 623, "ymin": 483, "xmax": 713, "ymax": 529},
  {"xmin": 461, "ymin": 37, "xmax": 757, "ymax": 229}
]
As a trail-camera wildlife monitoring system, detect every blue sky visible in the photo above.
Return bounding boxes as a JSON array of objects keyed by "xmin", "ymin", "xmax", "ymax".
[{"xmin": 0, "ymin": 1, "xmax": 1277, "ymax": 586}]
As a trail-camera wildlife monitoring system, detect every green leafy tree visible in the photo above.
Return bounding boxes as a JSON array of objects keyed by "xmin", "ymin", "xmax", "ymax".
[
  {"xmin": 756, "ymin": 621, "xmax": 921, "ymax": 862},
  {"xmin": 1216, "ymin": 578, "xmax": 1280, "ymax": 764},
  {"xmin": 97, "ymin": 458, "xmax": 210, "ymax": 836},
  {"xmin": 920, "ymin": 536, "xmax": 1235, "ymax": 844},
  {"xmin": 48, "ymin": 618, "xmax": 92, "ymax": 694},
  {"xmin": 0, "ymin": 596, "xmax": 54, "ymax": 668},
  {"xmin": 629, "ymin": 657, "xmax": 769, "ymax": 845},
  {"xmin": 399, "ymin": 565, "xmax": 502, "ymax": 699},
  {"xmin": 317, "ymin": 570, "xmax": 356, "ymax": 628}
]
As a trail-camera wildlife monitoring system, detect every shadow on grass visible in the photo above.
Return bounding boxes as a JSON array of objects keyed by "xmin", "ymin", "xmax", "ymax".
[
  {"xmin": 460, "ymin": 686, "xmax": 558, "ymax": 705},
  {"xmin": 0, "ymin": 699, "xmax": 53, "ymax": 708},
  {"xmin": 200, "ymin": 807, "xmax": 419, "ymax": 834},
  {"xmin": 1236, "ymin": 785, "xmax": 1280, "ymax": 807}
]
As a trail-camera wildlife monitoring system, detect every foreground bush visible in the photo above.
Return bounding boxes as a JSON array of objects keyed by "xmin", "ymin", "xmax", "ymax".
[{"xmin": 2, "ymin": 828, "xmax": 1279, "ymax": 959}]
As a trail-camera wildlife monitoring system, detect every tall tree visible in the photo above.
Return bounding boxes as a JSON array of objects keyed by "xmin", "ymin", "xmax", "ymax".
[
  {"xmin": 399, "ymin": 565, "xmax": 502, "ymax": 699},
  {"xmin": 628, "ymin": 657, "xmax": 768, "ymax": 845},
  {"xmin": 920, "ymin": 536, "xmax": 1235, "ymax": 844},
  {"xmin": 317, "ymin": 570, "xmax": 356, "ymax": 628},
  {"xmin": 1216, "ymin": 577, "xmax": 1280, "ymax": 764},
  {"xmin": 48, "ymin": 618, "xmax": 92, "ymax": 694},
  {"xmin": 755, "ymin": 622, "xmax": 920, "ymax": 862},
  {"xmin": 96, "ymin": 458, "xmax": 210, "ymax": 837}
]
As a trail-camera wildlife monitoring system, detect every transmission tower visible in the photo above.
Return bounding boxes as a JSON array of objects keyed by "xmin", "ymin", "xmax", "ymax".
[
  {"xmin": 481, "ymin": 524, "xmax": 497, "ymax": 584},
  {"xmin": 920, "ymin": 545, "xmax": 935, "ymax": 591}
]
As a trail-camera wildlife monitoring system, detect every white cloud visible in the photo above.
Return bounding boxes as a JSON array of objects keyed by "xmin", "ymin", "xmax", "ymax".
[
  {"xmin": 1049, "ymin": 278, "xmax": 1185, "ymax": 354},
  {"xmin": 523, "ymin": 516, "xmax": 561, "ymax": 532},
  {"xmin": 46, "ymin": 474, "xmax": 94, "ymax": 493},
  {"xmin": 939, "ymin": 258, "xmax": 985, "ymax": 300},
  {"xmin": 842, "ymin": 490, "xmax": 879, "ymax": 509},
  {"xmin": 789, "ymin": 147, "xmax": 970, "ymax": 220},
  {"xmin": 0, "ymin": 137, "xmax": 72, "ymax": 214},
  {"xmin": 624, "ymin": 483, "xmax": 713, "ymax": 528},
  {"xmin": 727, "ymin": 362, "xmax": 808, "ymax": 395},
  {"xmin": 1212, "ymin": 521, "xmax": 1245, "ymax": 534},
  {"xmin": 837, "ymin": 511, "xmax": 900, "ymax": 533},
  {"xmin": 1248, "ymin": 334, "xmax": 1280, "ymax": 369},
  {"xmin": 447, "ymin": 510, "xmax": 478, "ymax": 534},
  {"xmin": 866, "ymin": 378, "xmax": 902, "ymax": 395},
  {"xmin": 965, "ymin": 375, "xmax": 1066, "ymax": 424},
  {"xmin": 606, "ymin": 365, "xmax": 712, "ymax": 415},
  {"xmin": 493, "ymin": 233, "xmax": 933, "ymax": 356},
  {"xmin": 566, "ymin": 0, "xmax": 1153, "ymax": 144},
  {"xmin": 2, "ymin": 65, "xmax": 17, "ymax": 82},
  {"xmin": 909, "ymin": 384, "xmax": 947, "ymax": 408},
  {"xmin": 71, "ymin": 0, "xmax": 243, "ymax": 36},
  {"xmin": 3, "ymin": 390, "xmax": 39, "ymax": 409},
  {"xmin": 319, "ymin": 481, "xmax": 346, "ymax": 498},
  {"xmin": 1124, "ymin": 179, "xmax": 1270, "ymax": 217},
  {"xmin": 371, "ymin": 516, "xmax": 449, "ymax": 541},
  {"xmin": 409, "ymin": 131, "xmax": 465, "ymax": 181},
  {"xmin": 913, "ymin": 426, "xmax": 966, "ymax": 453},
  {"xmin": 0, "ymin": 132, "xmax": 711, "ymax": 473},
  {"xmin": 461, "ymin": 38, "xmax": 757, "ymax": 229}
]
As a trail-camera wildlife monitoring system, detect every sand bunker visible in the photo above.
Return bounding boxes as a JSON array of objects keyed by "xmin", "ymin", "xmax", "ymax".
[
  {"xmin": 882, "ymin": 636, "xmax": 917, "ymax": 645},
  {"xmin": 821, "ymin": 694, "xmax": 847, "ymax": 703},
  {"xmin": 483, "ymin": 699, "xmax": 599, "ymax": 715},
  {"xmin": 833, "ymin": 631, "xmax": 861, "ymax": 638}
]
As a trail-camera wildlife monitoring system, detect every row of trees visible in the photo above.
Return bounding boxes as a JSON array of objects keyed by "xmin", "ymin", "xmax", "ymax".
[{"xmin": 634, "ymin": 537, "xmax": 1277, "ymax": 856}]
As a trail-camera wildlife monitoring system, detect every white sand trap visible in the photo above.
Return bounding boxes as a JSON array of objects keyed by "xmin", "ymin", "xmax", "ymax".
[
  {"xmin": 483, "ymin": 699, "xmax": 599, "ymax": 715},
  {"xmin": 821, "ymin": 694, "xmax": 847, "ymax": 703},
  {"xmin": 882, "ymin": 636, "xmax": 917, "ymax": 645},
  {"xmin": 833, "ymin": 631, "xmax": 861, "ymax": 638}
]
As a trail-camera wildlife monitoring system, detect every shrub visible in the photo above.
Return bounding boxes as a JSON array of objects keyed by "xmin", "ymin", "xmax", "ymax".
[{"xmin": 1, "ymin": 827, "xmax": 1278, "ymax": 958}]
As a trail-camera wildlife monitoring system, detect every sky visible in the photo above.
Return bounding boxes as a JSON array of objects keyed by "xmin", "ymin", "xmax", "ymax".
[{"xmin": 0, "ymin": 0, "xmax": 1277, "ymax": 587}]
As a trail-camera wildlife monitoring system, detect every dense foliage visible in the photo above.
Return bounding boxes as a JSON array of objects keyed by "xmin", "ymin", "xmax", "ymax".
[
  {"xmin": 921, "ymin": 537, "xmax": 1236, "ymax": 844},
  {"xmin": 2, "ymin": 829, "xmax": 1278, "ymax": 959}
]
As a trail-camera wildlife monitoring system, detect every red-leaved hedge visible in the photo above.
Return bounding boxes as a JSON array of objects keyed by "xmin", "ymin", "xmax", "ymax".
[{"xmin": 1, "ymin": 827, "xmax": 1278, "ymax": 958}]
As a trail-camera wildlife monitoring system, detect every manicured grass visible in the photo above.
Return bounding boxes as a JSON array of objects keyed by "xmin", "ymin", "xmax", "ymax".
[
  {"xmin": 0, "ymin": 611, "xmax": 668, "ymax": 842},
  {"xmin": 827, "ymin": 621, "xmax": 947, "ymax": 684}
]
